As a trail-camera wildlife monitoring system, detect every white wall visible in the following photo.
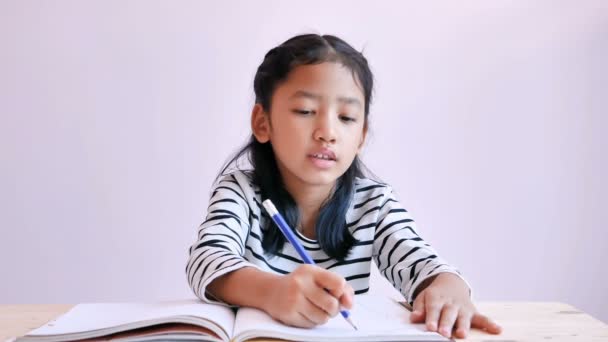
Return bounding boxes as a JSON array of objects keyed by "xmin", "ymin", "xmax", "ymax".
[{"xmin": 1, "ymin": 0, "xmax": 606, "ymax": 322}]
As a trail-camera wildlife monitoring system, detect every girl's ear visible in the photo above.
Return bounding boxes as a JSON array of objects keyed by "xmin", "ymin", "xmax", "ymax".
[
  {"xmin": 251, "ymin": 104, "xmax": 271, "ymax": 143},
  {"xmin": 357, "ymin": 122, "xmax": 368, "ymax": 152}
]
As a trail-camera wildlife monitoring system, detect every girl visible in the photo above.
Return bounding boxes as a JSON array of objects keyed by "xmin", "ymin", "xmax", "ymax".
[{"xmin": 186, "ymin": 34, "xmax": 502, "ymax": 339}]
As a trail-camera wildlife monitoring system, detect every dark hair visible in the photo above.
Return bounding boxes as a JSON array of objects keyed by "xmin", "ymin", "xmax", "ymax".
[{"xmin": 218, "ymin": 34, "xmax": 375, "ymax": 260}]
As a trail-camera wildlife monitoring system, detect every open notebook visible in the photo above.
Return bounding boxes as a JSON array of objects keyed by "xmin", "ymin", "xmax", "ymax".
[{"xmin": 15, "ymin": 295, "xmax": 449, "ymax": 342}]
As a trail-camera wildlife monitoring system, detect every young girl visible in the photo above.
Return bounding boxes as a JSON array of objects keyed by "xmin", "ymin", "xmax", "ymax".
[{"xmin": 186, "ymin": 34, "xmax": 502, "ymax": 339}]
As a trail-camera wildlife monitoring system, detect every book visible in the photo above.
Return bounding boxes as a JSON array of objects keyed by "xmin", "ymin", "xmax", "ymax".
[{"xmin": 15, "ymin": 294, "xmax": 450, "ymax": 342}]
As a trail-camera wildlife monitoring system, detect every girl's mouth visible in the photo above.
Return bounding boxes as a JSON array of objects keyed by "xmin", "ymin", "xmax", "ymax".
[
  {"xmin": 308, "ymin": 154, "xmax": 336, "ymax": 169},
  {"xmin": 310, "ymin": 153, "xmax": 335, "ymax": 160}
]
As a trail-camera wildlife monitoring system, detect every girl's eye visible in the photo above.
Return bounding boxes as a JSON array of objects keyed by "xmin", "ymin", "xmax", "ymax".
[
  {"xmin": 340, "ymin": 115, "xmax": 356, "ymax": 123},
  {"xmin": 293, "ymin": 109, "xmax": 313, "ymax": 115}
]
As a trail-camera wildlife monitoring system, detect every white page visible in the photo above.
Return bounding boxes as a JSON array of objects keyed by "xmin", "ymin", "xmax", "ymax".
[
  {"xmin": 26, "ymin": 299, "xmax": 235, "ymax": 339},
  {"xmin": 233, "ymin": 295, "xmax": 448, "ymax": 342}
]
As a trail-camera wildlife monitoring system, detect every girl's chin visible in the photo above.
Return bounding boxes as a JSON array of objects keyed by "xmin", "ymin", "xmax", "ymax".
[
  {"xmin": 297, "ymin": 170, "xmax": 341, "ymax": 187},
  {"xmin": 278, "ymin": 163, "xmax": 344, "ymax": 188}
]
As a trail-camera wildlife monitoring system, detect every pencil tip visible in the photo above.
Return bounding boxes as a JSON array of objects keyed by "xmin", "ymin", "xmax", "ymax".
[{"xmin": 346, "ymin": 317, "xmax": 358, "ymax": 330}]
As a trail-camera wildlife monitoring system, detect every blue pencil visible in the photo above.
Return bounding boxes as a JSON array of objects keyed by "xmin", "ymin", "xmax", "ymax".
[{"xmin": 262, "ymin": 199, "xmax": 358, "ymax": 330}]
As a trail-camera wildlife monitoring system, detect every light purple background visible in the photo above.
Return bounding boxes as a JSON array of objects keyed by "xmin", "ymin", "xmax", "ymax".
[{"xmin": 1, "ymin": 1, "xmax": 607, "ymax": 323}]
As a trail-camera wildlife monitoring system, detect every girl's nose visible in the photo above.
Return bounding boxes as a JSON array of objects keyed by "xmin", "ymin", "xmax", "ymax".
[{"xmin": 313, "ymin": 112, "xmax": 337, "ymax": 143}]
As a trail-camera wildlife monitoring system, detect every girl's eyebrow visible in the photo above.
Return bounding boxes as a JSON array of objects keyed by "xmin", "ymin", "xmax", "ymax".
[{"xmin": 290, "ymin": 90, "xmax": 362, "ymax": 108}]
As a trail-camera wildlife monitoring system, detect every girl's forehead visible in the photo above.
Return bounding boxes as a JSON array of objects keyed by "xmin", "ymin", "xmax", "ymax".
[{"xmin": 278, "ymin": 62, "xmax": 365, "ymax": 101}]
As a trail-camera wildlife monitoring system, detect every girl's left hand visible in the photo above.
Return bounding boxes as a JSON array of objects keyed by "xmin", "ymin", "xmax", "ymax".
[{"xmin": 410, "ymin": 273, "xmax": 502, "ymax": 339}]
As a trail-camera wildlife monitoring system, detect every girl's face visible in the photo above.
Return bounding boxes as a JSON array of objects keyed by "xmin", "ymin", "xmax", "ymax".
[{"xmin": 252, "ymin": 62, "xmax": 367, "ymax": 193}]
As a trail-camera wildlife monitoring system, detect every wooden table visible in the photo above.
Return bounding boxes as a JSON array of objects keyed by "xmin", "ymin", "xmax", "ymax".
[{"xmin": 1, "ymin": 302, "xmax": 607, "ymax": 341}]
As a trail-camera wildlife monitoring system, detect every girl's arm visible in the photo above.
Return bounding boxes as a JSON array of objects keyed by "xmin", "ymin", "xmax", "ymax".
[
  {"xmin": 373, "ymin": 186, "xmax": 500, "ymax": 338},
  {"xmin": 372, "ymin": 186, "xmax": 469, "ymax": 304},
  {"xmin": 206, "ymin": 266, "xmax": 280, "ymax": 309},
  {"xmin": 208, "ymin": 264, "xmax": 354, "ymax": 328},
  {"xmin": 186, "ymin": 173, "xmax": 353, "ymax": 327},
  {"xmin": 186, "ymin": 174, "xmax": 260, "ymax": 304}
]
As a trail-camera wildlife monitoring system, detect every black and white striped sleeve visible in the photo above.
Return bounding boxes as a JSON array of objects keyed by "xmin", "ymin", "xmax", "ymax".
[
  {"xmin": 372, "ymin": 187, "xmax": 470, "ymax": 304},
  {"xmin": 185, "ymin": 174, "xmax": 260, "ymax": 305}
]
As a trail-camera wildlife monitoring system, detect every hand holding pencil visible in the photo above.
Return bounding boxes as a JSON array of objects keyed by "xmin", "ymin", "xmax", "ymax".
[
  {"xmin": 263, "ymin": 199, "xmax": 358, "ymax": 330},
  {"xmin": 261, "ymin": 264, "xmax": 355, "ymax": 329}
]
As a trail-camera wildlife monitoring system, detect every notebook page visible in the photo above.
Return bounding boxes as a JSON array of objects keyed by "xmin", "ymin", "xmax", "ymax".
[
  {"xmin": 233, "ymin": 295, "xmax": 448, "ymax": 342},
  {"xmin": 26, "ymin": 299, "xmax": 235, "ymax": 340}
]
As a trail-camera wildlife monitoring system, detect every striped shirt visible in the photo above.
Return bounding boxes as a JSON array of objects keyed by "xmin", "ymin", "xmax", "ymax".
[{"xmin": 186, "ymin": 171, "xmax": 466, "ymax": 305}]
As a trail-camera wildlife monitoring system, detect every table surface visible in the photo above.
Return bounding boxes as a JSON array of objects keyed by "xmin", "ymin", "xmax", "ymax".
[{"xmin": 1, "ymin": 302, "xmax": 607, "ymax": 342}]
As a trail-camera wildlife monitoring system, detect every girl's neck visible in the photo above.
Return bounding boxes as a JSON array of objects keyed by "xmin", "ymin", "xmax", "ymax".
[{"xmin": 283, "ymin": 179, "xmax": 335, "ymax": 239}]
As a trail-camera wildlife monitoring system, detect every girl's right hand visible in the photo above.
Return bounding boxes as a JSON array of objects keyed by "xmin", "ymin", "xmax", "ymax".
[{"xmin": 264, "ymin": 264, "xmax": 354, "ymax": 328}]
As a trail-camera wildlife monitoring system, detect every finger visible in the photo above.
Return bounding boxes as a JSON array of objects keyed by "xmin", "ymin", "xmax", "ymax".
[
  {"xmin": 300, "ymin": 296, "xmax": 331, "ymax": 326},
  {"xmin": 313, "ymin": 268, "xmax": 347, "ymax": 298},
  {"xmin": 453, "ymin": 311, "xmax": 472, "ymax": 339},
  {"xmin": 410, "ymin": 294, "xmax": 426, "ymax": 323},
  {"xmin": 471, "ymin": 313, "xmax": 502, "ymax": 334},
  {"xmin": 424, "ymin": 293, "xmax": 442, "ymax": 332},
  {"xmin": 437, "ymin": 304, "xmax": 459, "ymax": 338},
  {"xmin": 278, "ymin": 312, "xmax": 316, "ymax": 329},
  {"xmin": 338, "ymin": 284, "xmax": 355, "ymax": 311},
  {"xmin": 305, "ymin": 284, "xmax": 341, "ymax": 317},
  {"xmin": 294, "ymin": 312, "xmax": 317, "ymax": 329}
]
